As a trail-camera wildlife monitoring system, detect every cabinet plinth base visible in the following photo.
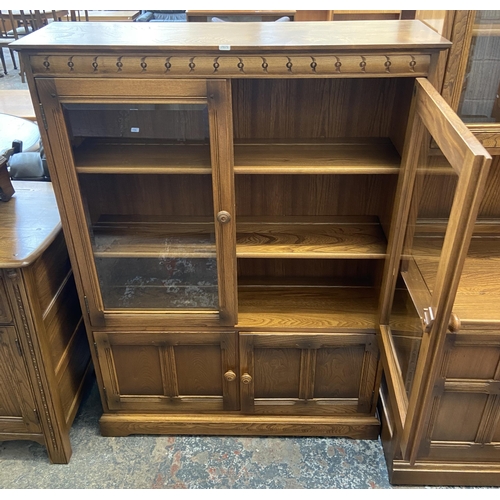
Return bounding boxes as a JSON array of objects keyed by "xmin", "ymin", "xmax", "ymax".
[
  {"xmin": 99, "ymin": 413, "xmax": 380, "ymax": 440},
  {"xmin": 388, "ymin": 461, "xmax": 500, "ymax": 487}
]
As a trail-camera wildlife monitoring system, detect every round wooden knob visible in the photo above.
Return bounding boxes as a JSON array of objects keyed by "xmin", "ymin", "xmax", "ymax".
[
  {"xmin": 448, "ymin": 313, "xmax": 461, "ymax": 333},
  {"xmin": 217, "ymin": 211, "xmax": 231, "ymax": 224},
  {"xmin": 224, "ymin": 370, "xmax": 236, "ymax": 382},
  {"xmin": 241, "ymin": 373, "xmax": 252, "ymax": 385}
]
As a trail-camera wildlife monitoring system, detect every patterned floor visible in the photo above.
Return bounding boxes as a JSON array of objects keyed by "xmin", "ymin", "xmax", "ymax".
[{"xmin": 0, "ymin": 380, "xmax": 395, "ymax": 489}]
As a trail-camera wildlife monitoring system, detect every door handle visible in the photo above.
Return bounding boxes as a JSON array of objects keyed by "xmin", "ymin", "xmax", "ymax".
[{"xmin": 217, "ymin": 211, "xmax": 231, "ymax": 224}]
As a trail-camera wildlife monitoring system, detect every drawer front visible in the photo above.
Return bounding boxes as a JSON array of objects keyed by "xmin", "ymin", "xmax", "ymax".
[
  {"xmin": 239, "ymin": 331, "xmax": 379, "ymax": 416},
  {"xmin": 94, "ymin": 330, "xmax": 239, "ymax": 412},
  {"xmin": 0, "ymin": 273, "xmax": 12, "ymax": 324}
]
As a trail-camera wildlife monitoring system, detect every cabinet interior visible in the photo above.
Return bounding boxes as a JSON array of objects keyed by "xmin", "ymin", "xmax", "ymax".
[{"xmin": 66, "ymin": 77, "xmax": 416, "ymax": 326}]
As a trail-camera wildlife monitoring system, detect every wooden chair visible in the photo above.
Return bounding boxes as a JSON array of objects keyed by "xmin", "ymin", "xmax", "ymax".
[
  {"xmin": 0, "ymin": 11, "xmax": 17, "ymax": 75},
  {"xmin": 1, "ymin": 10, "xmax": 59, "ymax": 81},
  {"xmin": 69, "ymin": 11, "xmax": 89, "ymax": 22}
]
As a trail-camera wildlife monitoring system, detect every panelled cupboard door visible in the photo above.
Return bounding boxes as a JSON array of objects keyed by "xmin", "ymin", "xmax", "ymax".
[
  {"xmin": 378, "ymin": 77, "xmax": 492, "ymax": 464},
  {"xmin": 239, "ymin": 332, "xmax": 378, "ymax": 415},
  {"xmin": 0, "ymin": 327, "xmax": 41, "ymax": 435},
  {"xmin": 36, "ymin": 78, "xmax": 237, "ymax": 329},
  {"xmin": 93, "ymin": 331, "xmax": 239, "ymax": 412}
]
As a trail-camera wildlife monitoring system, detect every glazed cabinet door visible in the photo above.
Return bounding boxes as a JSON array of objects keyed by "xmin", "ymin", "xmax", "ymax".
[
  {"xmin": 36, "ymin": 78, "xmax": 236, "ymax": 328},
  {"xmin": 379, "ymin": 77, "xmax": 492, "ymax": 463},
  {"xmin": 0, "ymin": 326, "xmax": 41, "ymax": 436},
  {"xmin": 239, "ymin": 332, "xmax": 378, "ymax": 415},
  {"xmin": 94, "ymin": 331, "xmax": 239, "ymax": 412}
]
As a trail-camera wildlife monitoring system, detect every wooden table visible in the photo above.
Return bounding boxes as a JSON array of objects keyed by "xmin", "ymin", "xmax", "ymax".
[
  {"xmin": 84, "ymin": 10, "xmax": 140, "ymax": 22},
  {"xmin": 0, "ymin": 113, "xmax": 40, "ymax": 153},
  {"xmin": 0, "ymin": 90, "xmax": 36, "ymax": 121},
  {"xmin": 0, "ymin": 181, "xmax": 92, "ymax": 463},
  {"xmin": 186, "ymin": 10, "xmax": 295, "ymax": 22}
]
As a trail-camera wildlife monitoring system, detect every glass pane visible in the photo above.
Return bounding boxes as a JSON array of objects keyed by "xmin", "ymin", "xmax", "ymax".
[
  {"xmin": 458, "ymin": 10, "xmax": 500, "ymax": 123},
  {"xmin": 390, "ymin": 139, "xmax": 458, "ymax": 396},
  {"xmin": 62, "ymin": 102, "xmax": 218, "ymax": 312}
]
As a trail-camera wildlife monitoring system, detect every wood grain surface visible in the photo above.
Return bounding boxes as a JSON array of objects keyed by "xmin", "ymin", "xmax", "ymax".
[
  {"xmin": 0, "ymin": 181, "xmax": 61, "ymax": 268},
  {"xmin": 11, "ymin": 20, "xmax": 451, "ymax": 52}
]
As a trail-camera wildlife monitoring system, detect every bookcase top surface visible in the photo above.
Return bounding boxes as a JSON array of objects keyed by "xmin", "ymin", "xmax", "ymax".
[{"xmin": 11, "ymin": 20, "xmax": 451, "ymax": 53}]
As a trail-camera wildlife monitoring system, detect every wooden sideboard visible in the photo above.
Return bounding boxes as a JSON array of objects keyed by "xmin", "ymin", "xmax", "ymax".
[
  {"xmin": 0, "ymin": 181, "xmax": 92, "ymax": 463},
  {"xmin": 12, "ymin": 20, "xmax": 500, "ymax": 484}
]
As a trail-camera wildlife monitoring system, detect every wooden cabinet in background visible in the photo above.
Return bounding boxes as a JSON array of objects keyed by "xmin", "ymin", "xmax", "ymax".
[
  {"xmin": 12, "ymin": 19, "xmax": 498, "ymax": 484},
  {"xmin": 0, "ymin": 182, "xmax": 93, "ymax": 463}
]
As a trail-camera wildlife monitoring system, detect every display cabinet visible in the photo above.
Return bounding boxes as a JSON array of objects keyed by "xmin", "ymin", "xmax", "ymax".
[{"xmin": 12, "ymin": 20, "xmax": 494, "ymax": 479}]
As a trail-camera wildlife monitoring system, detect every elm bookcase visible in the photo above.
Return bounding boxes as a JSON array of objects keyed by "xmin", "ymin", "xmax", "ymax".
[{"xmin": 12, "ymin": 20, "xmax": 500, "ymax": 484}]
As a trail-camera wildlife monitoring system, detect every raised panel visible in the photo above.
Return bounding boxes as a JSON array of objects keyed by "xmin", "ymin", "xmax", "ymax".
[
  {"xmin": 0, "ymin": 328, "xmax": 24, "ymax": 417},
  {"xmin": 254, "ymin": 348, "xmax": 301, "ymax": 399},
  {"xmin": 113, "ymin": 345, "xmax": 164, "ymax": 395},
  {"xmin": 0, "ymin": 326, "xmax": 39, "ymax": 433},
  {"xmin": 446, "ymin": 345, "xmax": 500, "ymax": 379},
  {"xmin": 314, "ymin": 346, "xmax": 364, "ymax": 398},
  {"xmin": 175, "ymin": 345, "xmax": 223, "ymax": 395},
  {"xmin": 431, "ymin": 392, "xmax": 489, "ymax": 442}
]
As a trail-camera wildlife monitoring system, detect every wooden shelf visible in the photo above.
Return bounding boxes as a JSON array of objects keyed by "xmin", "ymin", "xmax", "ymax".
[
  {"xmin": 236, "ymin": 216, "xmax": 386, "ymax": 259},
  {"xmin": 93, "ymin": 218, "xmax": 216, "ymax": 258},
  {"xmin": 407, "ymin": 235, "xmax": 500, "ymax": 326},
  {"xmin": 74, "ymin": 139, "xmax": 212, "ymax": 174},
  {"xmin": 91, "ymin": 216, "xmax": 386, "ymax": 260},
  {"xmin": 234, "ymin": 138, "xmax": 401, "ymax": 175},
  {"xmin": 237, "ymin": 286, "xmax": 418, "ymax": 331},
  {"xmin": 73, "ymin": 138, "xmax": 402, "ymax": 175}
]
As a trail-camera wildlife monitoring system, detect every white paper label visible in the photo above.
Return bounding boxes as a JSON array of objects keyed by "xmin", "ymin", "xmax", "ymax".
[
  {"xmin": 131, "ymin": 127, "xmax": 140, "ymax": 133},
  {"xmin": 219, "ymin": 45, "xmax": 231, "ymax": 51}
]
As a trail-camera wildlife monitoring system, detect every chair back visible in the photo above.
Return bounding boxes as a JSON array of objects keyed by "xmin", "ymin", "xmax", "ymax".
[{"xmin": 69, "ymin": 10, "xmax": 89, "ymax": 22}]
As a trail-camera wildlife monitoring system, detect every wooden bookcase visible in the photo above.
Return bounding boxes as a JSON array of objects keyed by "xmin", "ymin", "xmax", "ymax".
[{"xmin": 12, "ymin": 20, "xmax": 497, "ymax": 483}]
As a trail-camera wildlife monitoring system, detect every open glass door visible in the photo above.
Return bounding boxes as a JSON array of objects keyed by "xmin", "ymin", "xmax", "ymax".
[{"xmin": 378, "ymin": 77, "xmax": 492, "ymax": 464}]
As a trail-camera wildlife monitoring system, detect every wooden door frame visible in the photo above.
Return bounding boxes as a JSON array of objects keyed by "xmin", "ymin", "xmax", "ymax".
[
  {"xmin": 378, "ymin": 77, "xmax": 492, "ymax": 463},
  {"xmin": 36, "ymin": 77, "xmax": 237, "ymax": 328}
]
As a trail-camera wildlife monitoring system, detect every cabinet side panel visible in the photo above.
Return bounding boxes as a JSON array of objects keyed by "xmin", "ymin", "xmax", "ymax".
[{"xmin": 31, "ymin": 232, "xmax": 71, "ymax": 316}]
